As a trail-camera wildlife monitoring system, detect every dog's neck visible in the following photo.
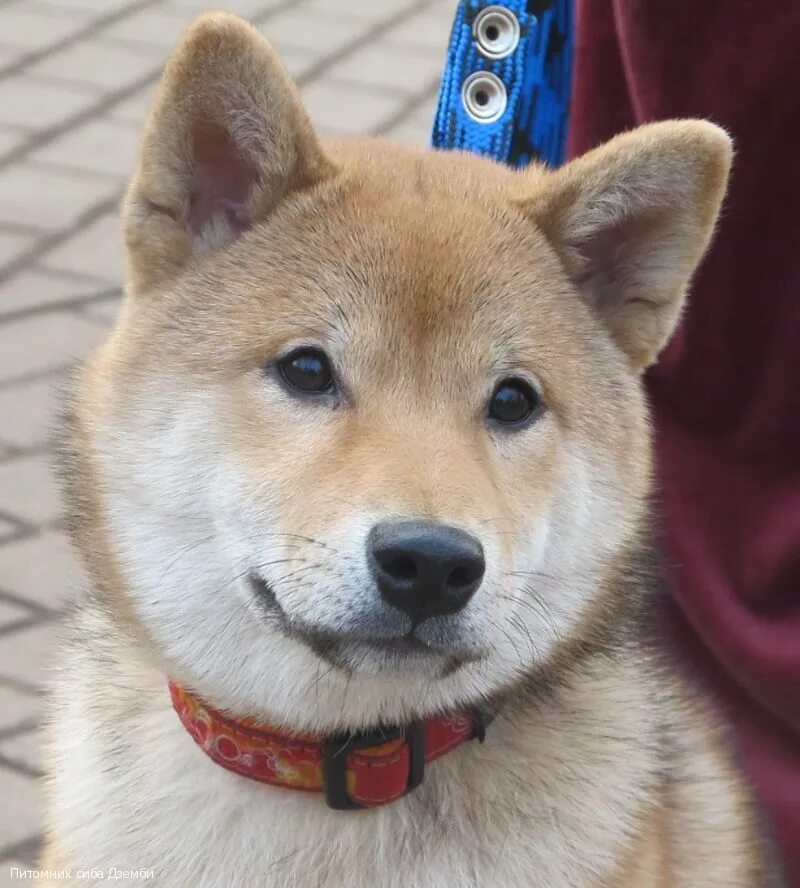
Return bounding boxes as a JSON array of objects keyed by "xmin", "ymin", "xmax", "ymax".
[{"xmin": 50, "ymin": 602, "xmax": 674, "ymax": 887}]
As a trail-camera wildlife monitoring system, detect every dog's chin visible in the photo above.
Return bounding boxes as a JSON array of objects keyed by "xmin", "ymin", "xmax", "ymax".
[{"xmin": 248, "ymin": 575, "xmax": 483, "ymax": 678}]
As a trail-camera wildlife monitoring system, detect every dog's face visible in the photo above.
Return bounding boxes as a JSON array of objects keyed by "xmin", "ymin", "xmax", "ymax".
[{"xmin": 77, "ymin": 14, "xmax": 731, "ymax": 731}]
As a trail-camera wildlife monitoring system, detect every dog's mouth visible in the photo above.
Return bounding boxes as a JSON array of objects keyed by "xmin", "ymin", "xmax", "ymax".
[{"xmin": 248, "ymin": 575, "xmax": 479, "ymax": 675}]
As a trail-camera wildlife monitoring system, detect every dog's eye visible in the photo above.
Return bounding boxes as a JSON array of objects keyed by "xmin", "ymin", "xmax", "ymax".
[
  {"xmin": 278, "ymin": 348, "xmax": 335, "ymax": 394},
  {"xmin": 488, "ymin": 378, "xmax": 540, "ymax": 426}
]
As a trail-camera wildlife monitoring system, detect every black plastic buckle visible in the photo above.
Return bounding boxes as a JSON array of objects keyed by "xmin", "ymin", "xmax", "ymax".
[
  {"xmin": 322, "ymin": 721, "xmax": 426, "ymax": 811},
  {"xmin": 472, "ymin": 706, "xmax": 494, "ymax": 743}
]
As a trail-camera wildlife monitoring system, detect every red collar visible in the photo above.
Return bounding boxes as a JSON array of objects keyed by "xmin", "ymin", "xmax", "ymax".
[{"xmin": 169, "ymin": 680, "xmax": 490, "ymax": 809}]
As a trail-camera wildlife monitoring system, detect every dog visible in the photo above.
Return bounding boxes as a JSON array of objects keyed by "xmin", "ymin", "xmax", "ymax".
[{"xmin": 41, "ymin": 12, "xmax": 782, "ymax": 887}]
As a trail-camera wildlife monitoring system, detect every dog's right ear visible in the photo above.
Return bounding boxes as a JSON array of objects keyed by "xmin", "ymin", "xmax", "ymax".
[{"xmin": 123, "ymin": 13, "xmax": 336, "ymax": 293}]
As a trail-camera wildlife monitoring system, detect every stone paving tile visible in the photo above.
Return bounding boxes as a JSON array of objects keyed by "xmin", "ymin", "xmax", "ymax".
[
  {"xmin": 0, "ymin": 518, "xmax": 21, "ymax": 543},
  {"xmin": 305, "ymin": 0, "xmax": 418, "ymax": 20},
  {"xmin": 0, "ymin": 687, "xmax": 42, "ymax": 733},
  {"xmin": 0, "ymin": 44, "xmax": 24, "ymax": 64},
  {"xmin": 387, "ymin": 91, "xmax": 439, "ymax": 145},
  {"xmin": 0, "ymin": 7, "xmax": 86, "ymax": 53},
  {"xmin": 0, "ymin": 598, "xmax": 35, "ymax": 629},
  {"xmin": 105, "ymin": 82, "xmax": 159, "ymax": 127},
  {"xmin": 0, "ymin": 379, "xmax": 60, "ymax": 451},
  {"xmin": 167, "ymin": 0, "xmax": 284, "ymax": 13},
  {"xmin": 0, "ymin": 130, "xmax": 26, "ymax": 159},
  {"xmin": 0, "ymin": 531, "xmax": 84, "ymax": 612},
  {"xmin": 28, "ymin": 38, "xmax": 163, "ymax": 92},
  {"xmin": 260, "ymin": 7, "xmax": 372, "ymax": 56},
  {"xmin": 1, "ymin": 861, "xmax": 33, "ymax": 887},
  {"xmin": 410, "ymin": 89, "xmax": 440, "ymax": 125},
  {"xmin": 0, "ymin": 233, "xmax": 34, "ymax": 270},
  {"xmin": 0, "ymin": 164, "xmax": 119, "ymax": 233},
  {"xmin": 0, "ymin": 76, "xmax": 98, "ymax": 133},
  {"xmin": 386, "ymin": 113, "xmax": 432, "ymax": 148},
  {"xmin": 0, "ymin": 729, "xmax": 43, "ymax": 776},
  {"xmin": 302, "ymin": 80, "xmax": 406, "ymax": 134},
  {"xmin": 326, "ymin": 41, "xmax": 444, "ymax": 95},
  {"xmin": 30, "ymin": 117, "xmax": 140, "ymax": 181},
  {"xmin": 0, "ymin": 533, "xmax": 84, "ymax": 612},
  {"xmin": 0, "ymin": 310, "xmax": 107, "ymax": 382},
  {"xmin": 263, "ymin": 41, "xmax": 321, "ymax": 80},
  {"xmin": 0, "ymin": 456, "xmax": 61, "ymax": 528},
  {"xmin": 44, "ymin": 214, "xmax": 127, "ymax": 284},
  {"xmin": 386, "ymin": 6, "xmax": 457, "ymax": 53},
  {"xmin": 103, "ymin": 8, "xmax": 205, "ymax": 51},
  {"xmin": 0, "ymin": 620, "xmax": 63, "ymax": 690},
  {"xmin": 80, "ymin": 295, "xmax": 124, "ymax": 325},
  {"xmin": 0, "ymin": 765, "xmax": 43, "ymax": 852},
  {"xmin": 0, "ymin": 268, "xmax": 113, "ymax": 318},
  {"xmin": 32, "ymin": 0, "xmax": 136, "ymax": 13}
]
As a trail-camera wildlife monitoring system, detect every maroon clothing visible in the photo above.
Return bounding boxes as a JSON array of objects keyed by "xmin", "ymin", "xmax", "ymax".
[{"xmin": 568, "ymin": 1, "xmax": 800, "ymax": 880}]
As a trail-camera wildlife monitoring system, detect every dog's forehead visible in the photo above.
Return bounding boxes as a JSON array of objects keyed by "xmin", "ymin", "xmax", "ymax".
[{"xmin": 242, "ymin": 151, "xmax": 575, "ymax": 341}]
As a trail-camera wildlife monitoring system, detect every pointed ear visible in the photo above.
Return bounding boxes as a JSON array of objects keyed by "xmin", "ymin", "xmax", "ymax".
[
  {"xmin": 123, "ymin": 13, "xmax": 336, "ymax": 292},
  {"xmin": 518, "ymin": 121, "xmax": 733, "ymax": 370}
]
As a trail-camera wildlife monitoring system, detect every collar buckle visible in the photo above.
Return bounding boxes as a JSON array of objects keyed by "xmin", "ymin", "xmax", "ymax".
[{"xmin": 322, "ymin": 720, "xmax": 425, "ymax": 810}]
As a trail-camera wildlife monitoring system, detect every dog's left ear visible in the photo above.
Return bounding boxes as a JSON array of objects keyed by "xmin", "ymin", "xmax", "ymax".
[
  {"xmin": 518, "ymin": 120, "xmax": 733, "ymax": 370},
  {"xmin": 123, "ymin": 13, "xmax": 336, "ymax": 293}
]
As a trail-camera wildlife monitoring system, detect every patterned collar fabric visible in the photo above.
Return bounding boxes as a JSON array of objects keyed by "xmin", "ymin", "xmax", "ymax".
[
  {"xmin": 431, "ymin": 0, "xmax": 573, "ymax": 168},
  {"xmin": 169, "ymin": 681, "xmax": 485, "ymax": 809}
]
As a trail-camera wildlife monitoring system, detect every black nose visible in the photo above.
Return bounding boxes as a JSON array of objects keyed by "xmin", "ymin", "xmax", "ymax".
[{"xmin": 368, "ymin": 521, "xmax": 485, "ymax": 623}]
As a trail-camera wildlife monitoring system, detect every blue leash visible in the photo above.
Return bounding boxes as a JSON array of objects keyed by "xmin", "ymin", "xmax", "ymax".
[{"xmin": 431, "ymin": 1, "xmax": 574, "ymax": 168}]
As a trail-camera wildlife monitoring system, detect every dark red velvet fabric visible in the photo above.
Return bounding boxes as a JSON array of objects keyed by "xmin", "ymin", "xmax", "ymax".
[{"xmin": 568, "ymin": 1, "xmax": 800, "ymax": 880}]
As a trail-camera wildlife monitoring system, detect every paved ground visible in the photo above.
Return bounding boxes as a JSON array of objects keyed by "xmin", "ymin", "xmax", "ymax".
[{"xmin": 0, "ymin": 0, "xmax": 454, "ymax": 877}]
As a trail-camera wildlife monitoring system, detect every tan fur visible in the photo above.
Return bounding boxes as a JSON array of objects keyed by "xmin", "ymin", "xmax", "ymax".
[
  {"xmin": 611, "ymin": 808, "xmax": 669, "ymax": 887},
  {"xmin": 42, "ymin": 13, "xmax": 779, "ymax": 888}
]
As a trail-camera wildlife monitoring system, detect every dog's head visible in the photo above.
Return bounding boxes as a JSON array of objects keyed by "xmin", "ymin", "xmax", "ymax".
[{"xmin": 75, "ymin": 14, "xmax": 731, "ymax": 730}]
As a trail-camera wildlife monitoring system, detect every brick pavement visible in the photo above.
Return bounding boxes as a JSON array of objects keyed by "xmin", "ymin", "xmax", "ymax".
[{"xmin": 0, "ymin": 0, "xmax": 453, "ymax": 876}]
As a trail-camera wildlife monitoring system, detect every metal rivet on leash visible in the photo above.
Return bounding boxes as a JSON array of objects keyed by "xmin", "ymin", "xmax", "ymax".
[
  {"xmin": 473, "ymin": 5, "xmax": 520, "ymax": 60},
  {"xmin": 461, "ymin": 71, "xmax": 507, "ymax": 123}
]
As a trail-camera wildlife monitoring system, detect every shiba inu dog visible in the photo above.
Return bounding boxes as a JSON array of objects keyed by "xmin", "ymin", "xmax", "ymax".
[{"xmin": 42, "ymin": 12, "xmax": 782, "ymax": 887}]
